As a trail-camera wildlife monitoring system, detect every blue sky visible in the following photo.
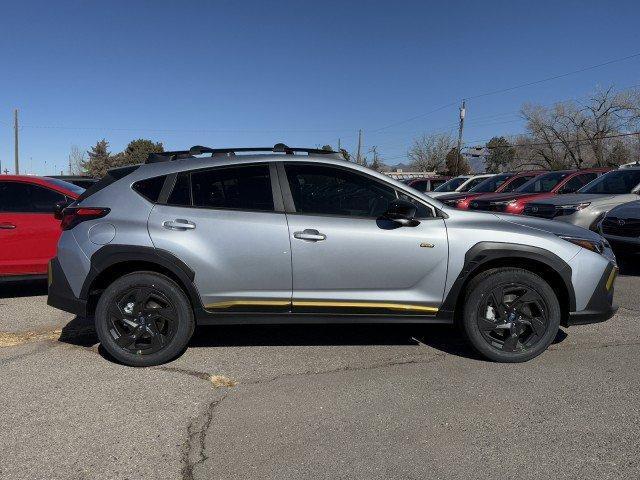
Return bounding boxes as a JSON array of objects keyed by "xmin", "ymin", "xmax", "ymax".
[{"xmin": 1, "ymin": 0, "xmax": 639, "ymax": 175}]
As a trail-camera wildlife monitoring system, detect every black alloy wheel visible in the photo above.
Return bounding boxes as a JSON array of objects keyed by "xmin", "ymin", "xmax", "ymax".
[
  {"xmin": 95, "ymin": 272, "xmax": 195, "ymax": 367},
  {"xmin": 462, "ymin": 268, "xmax": 561, "ymax": 363},
  {"xmin": 476, "ymin": 284, "xmax": 549, "ymax": 353},
  {"xmin": 107, "ymin": 286, "xmax": 178, "ymax": 355}
]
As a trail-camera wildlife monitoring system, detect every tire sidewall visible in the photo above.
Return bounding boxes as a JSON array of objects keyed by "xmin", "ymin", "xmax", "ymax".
[
  {"xmin": 95, "ymin": 272, "xmax": 194, "ymax": 367},
  {"xmin": 463, "ymin": 269, "xmax": 561, "ymax": 363}
]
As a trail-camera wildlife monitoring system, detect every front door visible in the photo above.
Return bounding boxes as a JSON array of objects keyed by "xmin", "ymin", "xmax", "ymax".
[
  {"xmin": 0, "ymin": 181, "xmax": 68, "ymax": 276},
  {"xmin": 148, "ymin": 163, "xmax": 292, "ymax": 312},
  {"xmin": 280, "ymin": 163, "xmax": 448, "ymax": 316}
]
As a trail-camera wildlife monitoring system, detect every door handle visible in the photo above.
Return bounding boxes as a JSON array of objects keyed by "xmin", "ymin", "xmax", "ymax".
[
  {"xmin": 0, "ymin": 222, "xmax": 16, "ymax": 230},
  {"xmin": 294, "ymin": 229, "xmax": 326, "ymax": 241},
  {"xmin": 162, "ymin": 219, "xmax": 196, "ymax": 231}
]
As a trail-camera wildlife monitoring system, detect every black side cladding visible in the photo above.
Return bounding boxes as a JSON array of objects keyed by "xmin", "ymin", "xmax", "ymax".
[{"xmin": 76, "ymin": 165, "xmax": 141, "ymax": 202}]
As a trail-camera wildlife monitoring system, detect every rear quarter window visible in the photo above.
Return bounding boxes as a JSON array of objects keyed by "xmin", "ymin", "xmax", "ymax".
[{"xmin": 132, "ymin": 175, "xmax": 167, "ymax": 202}]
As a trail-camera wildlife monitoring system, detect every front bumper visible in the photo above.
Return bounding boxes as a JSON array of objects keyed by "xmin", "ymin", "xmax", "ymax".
[
  {"xmin": 565, "ymin": 262, "xmax": 618, "ymax": 326},
  {"xmin": 47, "ymin": 257, "xmax": 87, "ymax": 317}
]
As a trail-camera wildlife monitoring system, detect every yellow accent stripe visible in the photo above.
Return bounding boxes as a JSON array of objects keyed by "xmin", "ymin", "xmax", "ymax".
[
  {"xmin": 205, "ymin": 300, "xmax": 291, "ymax": 309},
  {"xmin": 606, "ymin": 267, "xmax": 618, "ymax": 291},
  {"xmin": 205, "ymin": 299, "xmax": 439, "ymax": 313},
  {"xmin": 293, "ymin": 300, "xmax": 438, "ymax": 313}
]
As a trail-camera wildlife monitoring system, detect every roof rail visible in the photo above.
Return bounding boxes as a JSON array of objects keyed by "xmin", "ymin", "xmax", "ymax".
[{"xmin": 146, "ymin": 143, "xmax": 341, "ymax": 163}]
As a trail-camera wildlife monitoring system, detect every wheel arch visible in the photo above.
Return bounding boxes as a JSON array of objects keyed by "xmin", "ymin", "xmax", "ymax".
[
  {"xmin": 438, "ymin": 242, "xmax": 575, "ymax": 326},
  {"xmin": 81, "ymin": 245, "xmax": 203, "ymax": 317}
]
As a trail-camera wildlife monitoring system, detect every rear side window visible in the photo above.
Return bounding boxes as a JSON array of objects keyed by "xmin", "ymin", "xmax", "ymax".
[
  {"xmin": 167, "ymin": 165, "xmax": 274, "ymax": 211},
  {"xmin": 132, "ymin": 175, "xmax": 167, "ymax": 202},
  {"xmin": 0, "ymin": 182, "xmax": 66, "ymax": 213}
]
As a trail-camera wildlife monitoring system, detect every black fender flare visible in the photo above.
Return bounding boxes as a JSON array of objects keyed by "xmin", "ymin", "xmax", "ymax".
[
  {"xmin": 81, "ymin": 245, "xmax": 204, "ymax": 313},
  {"xmin": 437, "ymin": 241, "xmax": 576, "ymax": 320}
]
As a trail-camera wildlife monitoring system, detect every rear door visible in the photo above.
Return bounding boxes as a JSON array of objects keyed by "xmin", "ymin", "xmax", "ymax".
[
  {"xmin": 0, "ymin": 181, "xmax": 68, "ymax": 276},
  {"xmin": 147, "ymin": 163, "xmax": 293, "ymax": 312},
  {"xmin": 280, "ymin": 163, "xmax": 448, "ymax": 316}
]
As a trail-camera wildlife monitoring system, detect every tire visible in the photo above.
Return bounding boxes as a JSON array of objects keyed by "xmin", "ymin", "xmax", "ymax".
[
  {"xmin": 461, "ymin": 268, "xmax": 561, "ymax": 363},
  {"xmin": 95, "ymin": 272, "xmax": 195, "ymax": 367}
]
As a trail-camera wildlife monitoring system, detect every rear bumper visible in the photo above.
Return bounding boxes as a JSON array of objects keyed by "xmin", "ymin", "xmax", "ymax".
[
  {"xmin": 565, "ymin": 262, "xmax": 618, "ymax": 326},
  {"xmin": 47, "ymin": 258, "xmax": 87, "ymax": 317}
]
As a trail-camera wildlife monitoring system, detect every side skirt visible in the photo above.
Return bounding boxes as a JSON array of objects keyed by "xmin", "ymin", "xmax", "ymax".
[{"xmin": 194, "ymin": 311, "xmax": 452, "ymax": 326}]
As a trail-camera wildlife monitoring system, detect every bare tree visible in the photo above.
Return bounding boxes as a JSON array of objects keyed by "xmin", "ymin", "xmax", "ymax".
[
  {"xmin": 368, "ymin": 146, "xmax": 384, "ymax": 172},
  {"xmin": 408, "ymin": 132, "xmax": 454, "ymax": 172},
  {"xmin": 68, "ymin": 145, "xmax": 86, "ymax": 175},
  {"xmin": 520, "ymin": 86, "xmax": 640, "ymax": 169}
]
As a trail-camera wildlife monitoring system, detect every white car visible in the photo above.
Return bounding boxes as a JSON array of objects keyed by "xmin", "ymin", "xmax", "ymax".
[{"xmin": 428, "ymin": 174, "xmax": 496, "ymax": 198}]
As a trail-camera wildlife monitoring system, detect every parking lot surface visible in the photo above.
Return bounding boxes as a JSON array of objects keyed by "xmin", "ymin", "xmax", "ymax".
[{"xmin": 1, "ymin": 271, "xmax": 639, "ymax": 479}]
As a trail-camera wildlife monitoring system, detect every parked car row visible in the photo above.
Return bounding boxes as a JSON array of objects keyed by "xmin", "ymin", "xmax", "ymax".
[{"xmin": 425, "ymin": 167, "xmax": 640, "ymax": 257}]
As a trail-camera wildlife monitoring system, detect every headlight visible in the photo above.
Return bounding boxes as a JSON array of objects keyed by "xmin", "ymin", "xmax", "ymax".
[
  {"xmin": 490, "ymin": 199, "xmax": 518, "ymax": 206},
  {"xmin": 558, "ymin": 202, "xmax": 591, "ymax": 212},
  {"xmin": 559, "ymin": 235, "xmax": 606, "ymax": 254}
]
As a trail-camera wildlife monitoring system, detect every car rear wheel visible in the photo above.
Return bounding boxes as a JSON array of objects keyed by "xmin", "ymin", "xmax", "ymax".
[
  {"xmin": 462, "ymin": 268, "xmax": 561, "ymax": 362},
  {"xmin": 95, "ymin": 272, "xmax": 195, "ymax": 367}
]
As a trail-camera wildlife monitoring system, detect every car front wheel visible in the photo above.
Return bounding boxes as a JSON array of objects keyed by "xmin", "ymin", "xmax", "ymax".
[
  {"xmin": 462, "ymin": 268, "xmax": 561, "ymax": 362},
  {"xmin": 95, "ymin": 272, "xmax": 195, "ymax": 367}
]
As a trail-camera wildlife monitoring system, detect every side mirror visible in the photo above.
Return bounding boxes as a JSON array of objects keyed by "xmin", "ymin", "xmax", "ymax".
[
  {"xmin": 53, "ymin": 200, "xmax": 70, "ymax": 220},
  {"xmin": 383, "ymin": 200, "xmax": 420, "ymax": 227}
]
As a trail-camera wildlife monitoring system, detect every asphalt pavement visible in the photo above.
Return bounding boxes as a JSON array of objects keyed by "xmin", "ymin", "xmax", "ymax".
[{"xmin": 1, "ymin": 271, "xmax": 639, "ymax": 479}]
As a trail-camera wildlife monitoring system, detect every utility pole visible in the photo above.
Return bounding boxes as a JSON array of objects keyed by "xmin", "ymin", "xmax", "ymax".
[
  {"xmin": 337, "ymin": 138, "xmax": 341, "ymax": 151},
  {"xmin": 14, "ymin": 109, "xmax": 19, "ymax": 175},
  {"xmin": 356, "ymin": 129, "xmax": 362, "ymax": 164},
  {"xmin": 456, "ymin": 100, "xmax": 466, "ymax": 174}
]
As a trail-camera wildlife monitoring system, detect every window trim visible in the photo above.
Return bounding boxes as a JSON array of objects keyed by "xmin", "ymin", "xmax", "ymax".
[
  {"xmin": 155, "ymin": 162, "xmax": 284, "ymax": 213},
  {"xmin": 0, "ymin": 180, "xmax": 68, "ymax": 215},
  {"xmin": 277, "ymin": 161, "xmax": 438, "ymax": 220}
]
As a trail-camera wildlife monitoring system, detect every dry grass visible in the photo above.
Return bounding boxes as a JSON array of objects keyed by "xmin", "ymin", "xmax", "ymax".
[
  {"xmin": 209, "ymin": 374, "xmax": 237, "ymax": 388},
  {"xmin": 0, "ymin": 328, "xmax": 62, "ymax": 347}
]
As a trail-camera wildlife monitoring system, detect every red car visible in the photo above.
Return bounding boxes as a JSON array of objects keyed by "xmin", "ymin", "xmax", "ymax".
[
  {"xmin": 467, "ymin": 168, "xmax": 609, "ymax": 214},
  {"xmin": 0, "ymin": 176, "xmax": 83, "ymax": 280},
  {"xmin": 437, "ymin": 171, "xmax": 545, "ymax": 209}
]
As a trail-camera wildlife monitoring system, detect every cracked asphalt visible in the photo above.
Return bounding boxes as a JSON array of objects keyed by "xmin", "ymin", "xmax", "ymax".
[{"xmin": 1, "ymin": 271, "xmax": 639, "ymax": 480}]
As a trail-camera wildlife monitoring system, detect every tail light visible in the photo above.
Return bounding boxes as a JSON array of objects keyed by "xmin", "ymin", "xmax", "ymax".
[{"xmin": 60, "ymin": 207, "xmax": 110, "ymax": 231}]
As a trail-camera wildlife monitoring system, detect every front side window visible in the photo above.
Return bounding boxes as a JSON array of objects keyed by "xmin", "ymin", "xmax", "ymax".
[
  {"xmin": 517, "ymin": 172, "xmax": 570, "ymax": 193},
  {"xmin": 166, "ymin": 165, "xmax": 274, "ymax": 211},
  {"xmin": 559, "ymin": 173, "xmax": 596, "ymax": 194},
  {"xmin": 579, "ymin": 170, "xmax": 640, "ymax": 194},
  {"xmin": 0, "ymin": 182, "xmax": 66, "ymax": 213},
  {"xmin": 285, "ymin": 164, "xmax": 431, "ymax": 218}
]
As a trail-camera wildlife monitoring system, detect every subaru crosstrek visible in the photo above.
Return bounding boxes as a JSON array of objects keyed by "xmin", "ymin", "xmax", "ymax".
[{"xmin": 47, "ymin": 144, "xmax": 618, "ymax": 366}]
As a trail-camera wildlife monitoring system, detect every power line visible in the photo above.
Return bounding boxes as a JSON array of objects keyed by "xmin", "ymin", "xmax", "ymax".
[{"xmin": 370, "ymin": 51, "xmax": 640, "ymax": 134}]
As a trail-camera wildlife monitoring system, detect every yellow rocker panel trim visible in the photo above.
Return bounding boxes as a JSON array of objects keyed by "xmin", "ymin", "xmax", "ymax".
[
  {"xmin": 205, "ymin": 299, "xmax": 438, "ymax": 314},
  {"xmin": 205, "ymin": 299, "xmax": 291, "ymax": 309},
  {"xmin": 293, "ymin": 300, "xmax": 438, "ymax": 313}
]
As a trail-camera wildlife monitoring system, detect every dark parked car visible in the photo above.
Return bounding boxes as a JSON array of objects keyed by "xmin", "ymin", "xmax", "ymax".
[
  {"xmin": 49, "ymin": 175, "xmax": 98, "ymax": 189},
  {"xmin": 599, "ymin": 200, "xmax": 640, "ymax": 257}
]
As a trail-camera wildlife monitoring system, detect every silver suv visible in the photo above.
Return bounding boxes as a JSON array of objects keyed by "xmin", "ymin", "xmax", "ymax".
[{"xmin": 48, "ymin": 144, "xmax": 618, "ymax": 366}]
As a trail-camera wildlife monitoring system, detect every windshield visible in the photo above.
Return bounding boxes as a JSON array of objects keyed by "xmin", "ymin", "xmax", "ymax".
[
  {"xmin": 469, "ymin": 174, "xmax": 512, "ymax": 193},
  {"xmin": 578, "ymin": 169, "xmax": 640, "ymax": 194},
  {"xmin": 433, "ymin": 176, "xmax": 468, "ymax": 192},
  {"xmin": 516, "ymin": 171, "xmax": 570, "ymax": 193},
  {"xmin": 43, "ymin": 177, "xmax": 86, "ymax": 195}
]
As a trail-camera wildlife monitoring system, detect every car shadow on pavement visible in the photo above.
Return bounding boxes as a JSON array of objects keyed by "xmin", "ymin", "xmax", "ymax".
[
  {"xmin": 0, "ymin": 279, "xmax": 47, "ymax": 299},
  {"xmin": 57, "ymin": 318, "xmax": 569, "ymax": 364}
]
